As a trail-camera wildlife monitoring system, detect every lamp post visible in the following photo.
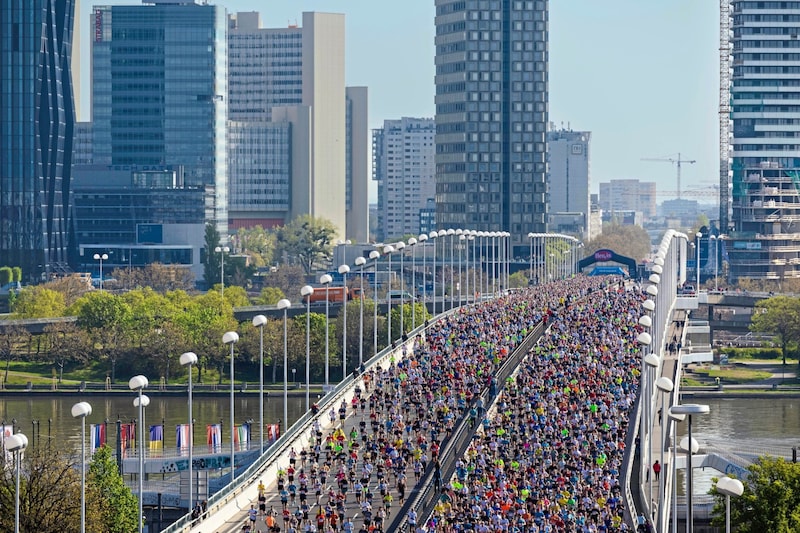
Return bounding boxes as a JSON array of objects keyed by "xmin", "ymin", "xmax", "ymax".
[
  {"xmin": 93, "ymin": 253, "xmax": 108, "ymax": 291},
  {"xmin": 383, "ymin": 245, "xmax": 395, "ymax": 345},
  {"xmin": 716, "ymin": 476, "xmax": 744, "ymax": 533},
  {"xmin": 338, "ymin": 264, "xmax": 350, "ymax": 379},
  {"xmin": 72, "ymin": 402, "xmax": 92, "ymax": 533},
  {"xmin": 672, "ymin": 403, "xmax": 710, "ymax": 533},
  {"xmin": 655, "ymin": 376, "xmax": 674, "ymax": 531},
  {"xmin": 446, "ymin": 229, "xmax": 455, "ymax": 309},
  {"xmin": 320, "ymin": 274, "xmax": 333, "ymax": 390},
  {"xmin": 355, "ymin": 257, "xmax": 366, "ymax": 369},
  {"xmin": 668, "ymin": 407, "xmax": 686, "ymax": 533},
  {"xmin": 468, "ymin": 232, "xmax": 476, "ymax": 301},
  {"xmin": 429, "ymin": 231, "xmax": 438, "ymax": 315},
  {"xmin": 277, "ymin": 299, "xmax": 291, "ymax": 432},
  {"xmin": 695, "ymin": 232, "xmax": 702, "ymax": 289},
  {"xmin": 251, "ymin": 315, "xmax": 267, "ymax": 452},
  {"xmin": 710, "ymin": 235, "xmax": 719, "ymax": 291},
  {"xmin": 179, "ymin": 352, "xmax": 198, "ymax": 509},
  {"xmin": 408, "ymin": 238, "xmax": 417, "ymax": 329},
  {"xmin": 7, "ymin": 433, "xmax": 28, "ymax": 533},
  {"xmin": 644, "ymin": 353, "xmax": 660, "ymax": 509},
  {"xmin": 222, "ymin": 331, "xmax": 239, "ymax": 484},
  {"xmin": 292, "ymin": 368, "xmax": 297, "ymax": 386},
  {"xmin": 419, "ymin": 235, "xmax": 428, "ymax": 312},
  {"xmin": 214, "ymin": 246, "xmax": 230, "ymax": 298},
  {"xmin": 395, "ymin": 242, "xmax": 406, "ymax": 337},
  {"xmin": 128, "ymin": 375, "xmax": 149, "ymax": 533},
  {"xmin": 528, "ymin": 233, "xmax": 535, "ymax": 282},
  {"xmin": 300, "ymin": 285, "xmax": 314, "ymax": 410},
  {"xmin": 369, "ymin": 250, "xmax": 381, "ymax": 358},
  {"xmin": 458, "ymin": 234, "xmax": 466, "ymax": 306}
]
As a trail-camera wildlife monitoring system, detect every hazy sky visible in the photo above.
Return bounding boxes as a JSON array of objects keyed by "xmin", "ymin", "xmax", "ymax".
[{"xmin": 77, "ymin": 1, "xmax": 719, "ymax": 201}]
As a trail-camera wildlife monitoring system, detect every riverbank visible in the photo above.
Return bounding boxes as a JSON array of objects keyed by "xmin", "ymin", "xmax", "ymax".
[{"xmin": 0, "ymin": 382, "xmax": 327, "ymax": 398}]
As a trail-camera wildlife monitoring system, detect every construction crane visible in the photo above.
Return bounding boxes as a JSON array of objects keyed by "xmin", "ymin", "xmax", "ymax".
[{"xmin": 641, "ymin": 153, "xmax": 697, "ymax": 200}]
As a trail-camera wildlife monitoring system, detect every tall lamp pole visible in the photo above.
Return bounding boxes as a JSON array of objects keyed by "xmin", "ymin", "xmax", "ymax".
[
  {"xmin": 251, "ymin": 316, "xmax": 267, "ymax": 452},
  {"xmin": 355, "ymin": 257, "xmax": 367, "ymax": 368},
  {"xmin": 369, "ymin": 250, "xmax": 381, "ymax": 357},
  {"xmin": 129, "ymin": 375, "xmax": 149, "ymax": 533},
  {"xmin": 276, "ymin": 299, "xmax": 291, "ymax": 432},
  {"xmin": 655, "ymin": 376, "xmax": 674, "ymax": 533},
  {"xmin": 179, "ymin": 352, "xmax": 198, "ymax": 509},
  {"xmin": 72, "ymin": 402, "xmax": 92, "ymax": 533},
  {"xmin": 320, "ymin": 274, "xmax": 333, "ymax": 390},
  {"xmin": 222, "ymin": 331, "xmax": 239, "ymax": 484},
  {"xmin": 7, "ymin": 433, "xmax": 28, "ymax": 533},
  {"xmin": 214, "ymin": 246, "xmax": 230, "ymax": 298},
  {"xmin": 408, "ymin": 238, "xmax": 417, "ymax": 329},
  {"xmin": 93, "ymin": 253, "xmax": 108, "ymax": 290},
  {"xmin": 458, "ymin": 233, "xmax": 466, "ymax": 306},
  {"xmin": 446, "ymin": 229, "xmax": 455, "ymax": 309},
  {"xmin": 668, "ymin": 408, "xmax": 686, "ymax": 533},
  {"xmin": 672, "ymin": 403, "xmax": 711, "ymax": 533},
  {"xmin": 395, "ymin": 242, "xmax": 406, "ymax": 336},
  {"xmin": 429, "ymin": 231, "xmax": 438, "ymax": 315},
  {"xmin": 695, "ymin": 232, "xmax": 702, "ymax": 289},
  {"xmin": 338, "ymin": 264, "xmax": 350, "ymax": 379},
  {"xmin": 300, "ymin": 285, "xmax": 314, "ymax": 410},
  {"xmin": 384, "ymin": 245, "xmax": 395, "ymax": 345},
  {"xmin": 716, "ymin": 476, "xmax": 744, "ymax": 533}
]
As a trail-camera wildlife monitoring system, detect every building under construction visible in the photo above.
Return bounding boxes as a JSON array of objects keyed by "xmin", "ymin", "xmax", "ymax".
[{"xmin": 726, "ymin": 1, "xmax": 800, "ymax": 281}]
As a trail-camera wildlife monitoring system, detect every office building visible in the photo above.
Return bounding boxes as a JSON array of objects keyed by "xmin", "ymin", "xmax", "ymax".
[
  {"xmin": 434, "ymin": 0, "xmax": 549, "ymax": 256},
  {"xmin": 227, "ymin": 12, "xmax": 368, "ymax": 242},
  {"xmin": 0, "ymin": 0, "xmax": 77, "ymax": 281},
  {"xmin": 91, "ymin": 1, "xmax": 229, "ymax": 240},
  {"xmin": 547, "ymin": 128, "xmax": 591, "ymax": 239},
  {"xmin": 727, "ymin": 1, "xmax": 800, "ymax": 280},
  {"xmin": 372, "ymin": 117, "xmax": 436, "ymax": 241},
  {"xmin": 598, "ymin": 179, "xmax": 657, "ymax": 220}
]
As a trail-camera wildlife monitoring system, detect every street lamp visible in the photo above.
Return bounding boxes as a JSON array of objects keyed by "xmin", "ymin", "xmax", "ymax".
[
  {"xmin": 695, "ymin": 232, "xmax": 702, "ymax": 289},
  {"xmin": 214, "ymin": 246, "xmax": 230, "ymax": 298},
  {"xmin": 251, "ymin": 315, "xmax": 267, "ymax": 452},
  {"xmin": 672, "ymin": 403, "xmax": 710, "ymax": 533},
  {"xmin": 655, "ymin": 376, "xmax": 674, "ymax": 532},
  {"xmin": 179, "ymin": 351, "xmax": 198, "ymax": 509},
  {"xmin": 644, "ymin": 353, "xmax": 661, "ymax": 510},
  {"xmin": 395, "ymin": 242, "xmax": 406, "ymax": 335},
  {"xmin": 710, "ymin": 235, "xmax": 718, "ymax": 291},
  {"xmin": 93, "ymin": 253, "xmax": 108, "ymax": 291},
  {"xmin": 429, "ymin": 231, "xmax": 438, "ymax": 315},
  {"xmin": 716, "ymin": 476, "xmax": 744, "ymax": 533},
  {"xmin": 300, "ymin": 285, "xmax": 314, "ymax": 411},
  {"xmin": 355, "ymin": 257, "xmax": 367, "ymax": 369},
  {"xmin": 446, "ymin": 229, "xmax": 455, "ymax": 309},
  {"xmin": 72, "ymin": 402, "xmax": 92, "ymax": 533},
  {"xmin": 276, "ymin": 299, "xmax": 291, "ymax": 433},
  {"xmin": 669, "ymin": 408, "xmax": 686, "ymax": 533},
  {"xmin": 408, "ymin": 238, "xmax": 417, "ymax": 329},
  {"xmin": 338, "ymin": 264, "xmax": 350, "ymax": 380},
  {"xmin": 128, "ymin": 375, "xmax": 149, "ymax": 533},
  {"xmin": 369, "ymin": 250, "xmax": 381, "ymax": 357},
  {"xmin": 527, "ymin": 233, "xmax": 535, "ymax": 282},
  {"xmin": 419, "ymin": 235, "xmax": 428, "ymax": 314},
  {"xmin": 222, "ymin": 331, "xmax": 239, "ymax": 484},
  {"xmin": 458, "ymin": 234, "xmax": 466, "ymax": 306},
  {"xmin": 6, "ymin": 433, "xmax": 28, "ymax": 533},
  {"xmin": 383, "ymin": 245, "xmax": 395, "ymax": 345},
  {"xmin": 320, "ymin": 274, "xmax": 333, "ymax": 390}
]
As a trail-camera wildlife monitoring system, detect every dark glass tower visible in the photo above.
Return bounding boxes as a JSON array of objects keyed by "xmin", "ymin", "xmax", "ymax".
[
  {"xmin": 434, "ymin": 0, "xmax": 549, "ymax": 256},
  {"xmin": 0, "ymin": 0, "xmax": 76, "ymax": 281}
]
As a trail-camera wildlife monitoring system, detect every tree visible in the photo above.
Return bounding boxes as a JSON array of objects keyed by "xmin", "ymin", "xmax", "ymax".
[
  {"xmin": 41, "ymin": 274, "xmax": 93, "ymax": 307},
  {"xmin": 0, "ymin": 324, "xmax": 28, "ymax": 385},
  {"xmin": 257, "ymin": 265, "xmax": 308, "ymax": 298},
  {"xmin": 0, "ymin": 444, "xmax": 81, "ymax": 532},
  {"xmin": 750, "ymin": 296, "xmax": 800, "ymax": 374},
  {"xmin": 210, "ymin": 284, "xmax": 251, "ymax": 308},
  {"xmin": 12, "ymin": 285, "xmax": 66, "ymax": 318},
  {"xmin": 254, "ymin": 287, "xmax": 286, "ymax": 305},
  {"xmin": 42, "ymin": 322, "xmax": 92, "ymax": 383},
  {"xmin": 11, "ymin": 266, "xmax": 21, "ymax": 282},
  {"xmin": 86, "ymin": 445, "xmax": 139, "ymax": 533},
  {"xmin": 508, "ymin": 271, "xmax": 529, "ymax": 288},
  {"xmin": 235, "ymin": 225, "xmax": 276, "ymax": 268},
  {"xmin": 291, "ymin": 312, "xmax": 334, "ymax": 382},
  {"xmin": 712, "ymin": 457, "xmax": 800, "ymax": 533},
  {"xmin": 70, "ymin": 291, "xmax": 132, "ymax": 383},
  {"xmin": 0, "ymin": 266, "xmax": 12, "ymax": 285},
  {"xmin": 204, "ymin": 222, "xmax": 222, "ymax": 287},
  {"xmin": 109, "ymin": 263, "xmax": 195, "ymax": 293},
  {"xmin": 275, "ymin": 215, "xmax": 337, "ymax": 275},
  {"xmin": 584, "ymin": 223, "xmax": 651, "ymax": 262}
]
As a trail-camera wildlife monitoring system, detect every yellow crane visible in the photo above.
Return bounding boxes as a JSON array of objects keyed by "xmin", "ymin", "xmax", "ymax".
[{"xmin": 641, "ymin": 153, "xmax": 697, "ymax": 200}]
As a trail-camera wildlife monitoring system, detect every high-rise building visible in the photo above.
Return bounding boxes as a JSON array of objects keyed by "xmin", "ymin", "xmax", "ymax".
[
  {"xmin": 372, "ymin": 118, "xmax": 436, "ymax": 241},
  {"xmin": 227, "ymin": 12, "xmax": 368, "ymax": 242},
  {"xmin": 598, "ymin": 179, "xmax": 657, "ymax": 220},
  {"xmin": 547, "ymin": 128, "xmax": 591, "ymax": 239},
  {"xmin": 434, "ymin": 0, "xmax": 549, "ymax": 256},
  {"xmin": 0, "ymin": 0, "xmax": 77, "ymax": 281},
  {"xmin": 91, "ymin": 1, "xmax": 229, "ymax": 239},
  {"xmin": 727, "ymin": 1, "xmax": 800, "ymax": 280}
]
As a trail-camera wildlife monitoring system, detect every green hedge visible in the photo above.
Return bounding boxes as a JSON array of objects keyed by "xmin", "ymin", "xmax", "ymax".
[{"xmin": 720, "ymin": 346, "xmax": 798, "ymax": 360}]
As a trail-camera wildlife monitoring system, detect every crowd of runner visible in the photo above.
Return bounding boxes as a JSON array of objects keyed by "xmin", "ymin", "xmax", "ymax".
[{"xmin": 428, "ymin": 282, "xmax": 642, "ymax": 532}]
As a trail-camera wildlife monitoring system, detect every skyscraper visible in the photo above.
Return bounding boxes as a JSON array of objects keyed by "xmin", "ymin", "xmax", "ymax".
[
  {"xmin": 372, "ymin": 117, "xmax": 436, "ymax": 241},
  {"xmin": 547, "ymin": 128, "xmax": 591, "ymax": 239},
  {"xmin": 0, "ymin": 0, "xmax": 76, "ymax": 280},
  {"xmin": 434, "ymin": 0, "xmax": 549, "ymax": 256},
  {"xmin": 728, "ymin": 1, "xmax": 800, "ymax": 279},
  {"xmin": 91, "ymin": 0, "xmax": 229, "ymax": 239}
]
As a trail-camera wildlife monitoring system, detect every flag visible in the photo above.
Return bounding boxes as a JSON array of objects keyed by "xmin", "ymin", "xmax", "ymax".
[
  {"xmin": 176, "ymin": 424, "xmax": 192, "ymax": 455},
  {"xmin": 234, "ymin": 422, "xmax": 251, "ymax": 451},
  {"xmin": 149, "ymin": 424, "xmax": 164, "ymax": 452},
  {"xmin": 90, "ymin": 423, "xmax": 106, "ymax": 453},
  {"xmin": 120, "ymin": 423, "xmax": 136, "ymax": 456},
  {"xmin": 207, "ymin": 424, "xmax": 222, "ymax": 452},
  {"xmin": 1, "ymin": 425, "xmax": 13, "ymax": 466},
  {"xmin": 266, "ymin": 424, "xmax": 280, "ymax": 443}
]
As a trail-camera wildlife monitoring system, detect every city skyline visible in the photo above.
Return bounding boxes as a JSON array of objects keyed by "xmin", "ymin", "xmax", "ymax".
[{"xmin": 77, "ymin": 1, "xmax": 719, "ymax": 203}]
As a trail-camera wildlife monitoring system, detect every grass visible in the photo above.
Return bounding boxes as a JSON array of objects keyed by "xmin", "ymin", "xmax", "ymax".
[
  {"xmin": 681, "ymin": 377, "xmax": 704, "ymax": 387},
  {"xmin": 691, "ymin": 367, "xmax": 773, "ymax": 383}
]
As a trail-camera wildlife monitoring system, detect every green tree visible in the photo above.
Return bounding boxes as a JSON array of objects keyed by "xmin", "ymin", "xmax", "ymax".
[
  {"xmin": 750, "ymin": 296, "xmax": 800, "ymax": 374},
  {"xmin": 86, "ymin": 445, "xmax": 138, "ymax": 533},
  {"xmin": 12, "ymin": 285, "xmax": 67, "ymax": 318},
  {"xmin": 11, "ymin": 266, "xmax": 21, "ymax": 282},
  {"xmin": 275, "ymin": 215, "xmax": 337, "ymax": 275},
  {"xmin": 292, "ymin": 312, "xmax": 334, "ymax": 382},
  {"xmin": 42, "ymin": 322, "xmax": 92, "ymax": 383},
  {"xmin": 0, "ymin": 266, "xmax": 12, "ymax": 285},
  {"xmin": 109, "ymin": 263, "xmax": 195, "ymax": 293},
  {"xmin": 258, "ymin": 265, "xmax": 308, "ymax": 298},
  {"xmin": 712, "ymin": 457, "xmax": 800, "ymax": 533},
  {"xmin": 235, "ymin": 225, "xmax": 275, "ymax": 268},
  {"xmin": 584, "ymin": 223, "xmax": 652, "ymax": 262},
  {"xmin": 210, "ymin": 283, "xmax": 251, "ymax": 308},
  {"xmin": 0, "ymin": 324, "xmax": 28, "ymax": 385},
  {"xmin": 70, "ymin": 291, "xmax": 132, "ymax": 383},
  {"xmin": 508, "ymin": 271, "xmax": 529, "ymax": 288},
  {"xmin": 204, "ymin": 222, "xmax": 222, "ymax": 287},
  {"xmin": 255, "ymin": 286, "xmax": 286, "ymax": 305}
]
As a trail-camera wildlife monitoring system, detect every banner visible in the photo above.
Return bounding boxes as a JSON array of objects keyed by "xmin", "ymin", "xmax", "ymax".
[
  {"xmin": 207, "ymin": 424, "xmax": 222, "ymax": 453},
  {"xmin": 176, "ymin": 424, "xmax": 192, "ymax": 455},
  {"xmin": 266, "ymin": 424, "xmax": 280, "ymax": 443},
  {"xmin": 234, "ymin": 422, "xmax": 251, "ymax": 451},
  {"xmin": 90, "ymin": 423, "xmax": 106, "ymax": 453},
  {"xmin": 149, "ymin": 424, "xmax": 164, "ymax": 452},
  {"xmin": 1, "ymin": 425, "xmax": 13, "ymax": 466},
  {"xmin": 120, "ymin": 423, "xmax": 136, "ymax": 456}
]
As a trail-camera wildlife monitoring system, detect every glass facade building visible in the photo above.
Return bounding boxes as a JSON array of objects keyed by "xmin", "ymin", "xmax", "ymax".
[
  {"xmin": 434, "ymin": 0, "xmax": 549, "ymax": 256},
  {"xmin": 91, "ymin": 2, "xmax": 229, "ymax": 239},
  {"xmin": 0, "ymin": 0, "xmax": 76, "ymax": 281}
]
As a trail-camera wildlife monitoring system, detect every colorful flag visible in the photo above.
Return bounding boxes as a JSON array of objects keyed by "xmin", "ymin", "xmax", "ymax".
[
  {"xmin": 149, "ymin": 425, "xmax": 164, "ymax": 451},
  {"xmin": 176, "ymin": 424, "xmax": 192, "ymax": 455},
  {"xmin": 266, "ymin": 424, "xmax": 280, "ymax": 443},
  {"xmin": 234, "ymin": 422, "xmax": 251, "ymax": 451},
  {"xmin": 90, "ymin": 423, "xmax": 106, "ymax": 453},
  {"xmin": 207, "ymin": 424, "xmax": 222, "ymax": 452},
  {"xmin": 1, "ymin": 425, "xmax": 13, "ymax": 466},
  {"xmin": 120, "ymin": 423, "xmax": 136, "ymax": 456}
]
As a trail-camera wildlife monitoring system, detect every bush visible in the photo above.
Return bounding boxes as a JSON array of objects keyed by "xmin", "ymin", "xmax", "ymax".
[
  {"xmin": 720, "ymin": 347, "xmax": 787, "ymax": 360},
  {"xmin": 0, "ymin": 266, "xmax": 11, "ymax": 286},
  {"xmin": 11, "ymin": 266, "xmax": 21, "ymax": 282}
]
